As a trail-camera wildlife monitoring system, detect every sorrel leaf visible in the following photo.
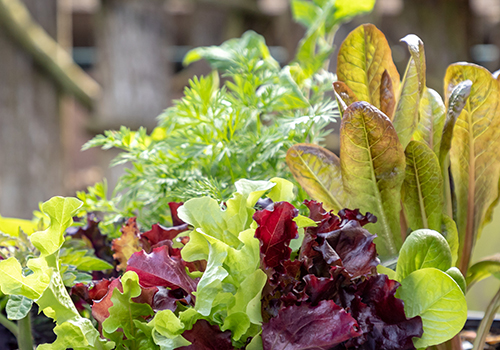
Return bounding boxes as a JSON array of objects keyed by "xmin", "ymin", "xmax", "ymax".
[
  {"xmin": 395, "ymin": 229, "xmax": 452, "ymax": 281},
  {"xmin": 401, "ymin": 141, "xmax": 443, "ymax": 232},
  {"xmin": 445, "ymin": 63, "xmax": 500, "ymax": 273},
  {"xmin": 466, "ymin": 254, "xmax": 500, "ymax": 289},
  {"xmin": 340, "ymin": 101, "xmax": 405, "ymax": 259},
  {"xmin": 397, "ymin": 268, "xmax": 467, "ymax": 348},
  {"xmin": 414, "ymin": 87, "xmax": 446, "ymax": 156},
  {"xmin": 286, "ymin": 143, "xmax": 347, "ymax": 212},
  {"xmin": 392, "ymin": 34, "xmax": 425, "ymax": 149},
  {"xmin": 337, "ymin": 24, "xmax": 400, "ymax": 109}
]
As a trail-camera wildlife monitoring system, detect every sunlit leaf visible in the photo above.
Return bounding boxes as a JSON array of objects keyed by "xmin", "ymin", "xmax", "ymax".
[
  {"xmin": 402, "ymin": 141, "xmax": 443, "ymax": 232},
  {"xmin": 445, "ymin": 63, "xmax": 500, "ymax": 273},
  {"xmin": 395, "ymin": 229, "xmax": 452, "ymax": 281},
  {"xmin": 397, "ymin": 268, "xmax": 467, "ymax": 348},
  {"xmin": 466, "ymin": 254, "xmax": 500, "ymax": 289},
  {"xmin": 439, "ymin": 80, "xmax": 472, "ymax": 166},
  {"xmin": 286, "ymin": 143, "xmax": 348, "ymax": 212},
  {"xmin": 337, "ymin": 24, "xmax": 400, "ymax": 109},
  {"xmin": 111, "ymin": 218, "xmax": 142, "ymax": 271},
  {"xmin": 414, "ymin": 87, "xmax": 446, "ymax": 156},
  {"xmin": 441, "ymin": 214, "xmax": 459, "ymax": 266},
  {"xmin": 340, "ymin": 101, "xmax": 406, "ymax": 259},
  {"xmin": 393, "ymin": 34, "xmax": 425, "ymax": 149}
]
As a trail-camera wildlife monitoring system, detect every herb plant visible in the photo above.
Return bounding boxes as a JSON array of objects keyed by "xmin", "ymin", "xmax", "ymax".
[
  {"xmin": 286, "ymin": 23, "xmax": 500, "ymax": 350},
  {"xmin": 79, "ymin": 0, "xmax": 376, "ymax": 230}
]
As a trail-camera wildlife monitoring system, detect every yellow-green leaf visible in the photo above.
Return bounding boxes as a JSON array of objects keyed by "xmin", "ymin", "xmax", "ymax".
[
  {"xmin": 402, "ymin": 141, "xmax": 443, "ymax": 232},
  {"xmin": 414, "ymin": 87, "xmax": 446, "ymax": 156},
  {"xmin": 337, "ymin": 24, "xmax": 399, "ymax": 109},
  {"xmin": 340, "ymin": 101, "xmax": 406, "ymax": 259},
  {"xmin": 439, "ymin": 80, "xmax": 472, "ymax": 167},
  {"xmin": 466, "ymin": 254, "xmax": 500, "ymax": 289},
  {"xmin": 286, "ymin": 144, "xmax": 347, "ymax": 212},
  {"xmin": 393, "ymin": 35, "xmax": 425, "ymax": 149},
  {"xmin": 445, "ymin": 63, "xmax": 500, "ymax": 273}
]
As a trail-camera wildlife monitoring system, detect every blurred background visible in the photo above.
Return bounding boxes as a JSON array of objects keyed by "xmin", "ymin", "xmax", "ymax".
[{"xmin": 0, "ymin": 0, "xmax": 499, "ymax": 310}]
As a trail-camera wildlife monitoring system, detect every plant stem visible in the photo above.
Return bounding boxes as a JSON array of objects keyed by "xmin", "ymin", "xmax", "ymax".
[
  {"xmin": 17, "ymin": 313, "xmax": 34, "ymax": 350},
  {"xmin": 472, "ymin": 286, "xmax": 500, "ymax": 350},
  {"xmin": 0, "ymin": 312, "xmax": 18, "ymax": 338}
]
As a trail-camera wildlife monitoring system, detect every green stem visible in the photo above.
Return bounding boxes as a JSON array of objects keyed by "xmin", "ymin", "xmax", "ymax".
[
  {"xmin": 0, "ymin": 312, "xmax": 18, "ymax": 338},
  {"xmin": 17, "ymin": 313, "xmax": 33, "ymax": 350},
  {"xmin": 472, "ymin": 286, "xmax": 500, "ymax": 350}
]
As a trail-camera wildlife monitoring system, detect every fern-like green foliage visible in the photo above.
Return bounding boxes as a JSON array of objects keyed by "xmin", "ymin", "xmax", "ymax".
[{"xmin": 80, "ymin": 0, "xmax": 375, "ymax": 231}]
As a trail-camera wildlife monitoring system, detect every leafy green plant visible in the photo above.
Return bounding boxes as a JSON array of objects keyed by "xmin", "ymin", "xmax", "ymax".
[
  {"xmin": 79, "ymin": 0, "xmax": 376, "ymax": 231},
  {"xmin": 1, "ymin": 178, "xmax": 449, "ymax": 350},
  {"xmin": 286, "ymin": 23, "xmax": 500, "ymax": 349}
]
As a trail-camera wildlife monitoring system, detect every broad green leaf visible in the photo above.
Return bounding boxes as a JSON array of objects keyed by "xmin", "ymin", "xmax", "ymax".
[
  {"xmin": 446, "ymin": 267, "xmax": 467, "ymax": 293},
  {"xmin": 178, "ymin": 197, "xmax": 242, "ymax": 247},
  {"xmin": 466, "ymin": 254, "xmax": 500, "ymax": 289},
  {"xmin": 340, "ymin": 102, "xmax": 406, "ymax": 259},
  {"xmin": 267, "ymin": 178, "xmax": 295, "ymax": 203},
  {"xmin": 395, "ymin": 229, "xmax": 452, "ymax": 281},
  {"xmin": 6, "ymin": 295, "xmax": 33, "ymax": 320},
  {"xmin": 102, "ymin": 271, "xmax": 154, "ymax": 339},
  {"xmin": 380, "ymin": 70, "xmax": 396, "ymax": 120},
  {"xmin": 439, "ymin": 80, "xmax": 472, "ymax": 166},
  {"xmin": 333, "ymin": 81, "xmax": 357, "ymax": 114},
  {"xmin": 414, "ymin": 87, "xmax": 446, "ymax": 156},
  {"xmin": 277, "ymin": 66, "xmax": 310, "ymax": 109},
  {"xmin": 153, "ymin": 309, "xmax": 186, "ymax": 338},
  {"xmin": 337, "ymin": 24, "xmax": 400, "ymax": 109},
  {"xmin": 393, "ymin": 35, "xmax": 425, "ymax": 149},
  {"xmin": 153, "ymin": 331, "xmax": 191, "ymax": 350},
  {"xmin": 286, "ymin": 143, "xmax": 348, "ymax": 212},
  {"xmin": 397, "ymin": 268, "xmax": 467, "ymax": 348},
  {"xmin": 402, "ymin": 141, "xmax": 443, "ymax": 232},
  {"xmin": 69, "ymin": 256, "xmax": 113, "ymax": 271},
  {"xmin": 246, "ymin": 334, "xmax": 263, "ymax": 350},
  {"xmin": 441, "ymin": 214, "xmax": 459, "ymax": 266},
  {"xmin": 445, "ymin": 63, "xmax": 500, "ymax": 273}
]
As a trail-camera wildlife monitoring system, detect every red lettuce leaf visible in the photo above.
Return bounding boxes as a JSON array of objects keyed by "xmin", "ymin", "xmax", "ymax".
[
  {"xmin": 179, "ymin": 319, "xmax": 236, "ymax": 350},
  {"xmin": 126, "ymin": 245, "xmax": 198, "ymax": 296},
  {"xmin": 254, "ymin": 202, "xmax": 299, "ymax": 269},
  {"xmin": 141, "ymin": 223, "xmax": 189, "ymax": 247},
  {"xmin": 339, "ymin": 275, "xmax": 423, "ymax": 350},
  {"xmin": 168, "ymin": 202, "xmax": 186, "ymax": 226},
  {"xmin": 262, "ymin": 300, "xmax": 361, "ymax": 350}
]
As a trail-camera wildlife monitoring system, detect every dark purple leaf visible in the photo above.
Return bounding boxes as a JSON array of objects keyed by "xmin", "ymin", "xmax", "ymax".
[
  {"xmin": 254, "ymin": 202, "xmax": 299, "ymax": 269},
  {"xmin": 340, "ymin": 275, "xmax": 422, "ymax": 350},
  {"xmin": 262, "ymin": 300, "xmax": 361, "ymax": 350},
  {"xmin": 179, "ymin": 320, "xmax": 236, "ymax": 350},
  {"xmin": 126, "ymin": 246, "xmax": 198, "ymax": 296}
]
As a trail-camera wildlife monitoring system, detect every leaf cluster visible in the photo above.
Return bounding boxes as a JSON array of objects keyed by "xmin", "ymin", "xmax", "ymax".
[
  {"xmin": 286, "ymin": 23, "xmax": 500, "ymax": 349},
  {"xmin": 79, "ymin": 0, "xmax": 376, "ymax": 231}
]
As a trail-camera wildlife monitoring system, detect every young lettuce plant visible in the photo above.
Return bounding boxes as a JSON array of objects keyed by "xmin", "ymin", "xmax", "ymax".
[{"xmin": 286, "ymin": 23, "xmax": 500, "ymax": 350}]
